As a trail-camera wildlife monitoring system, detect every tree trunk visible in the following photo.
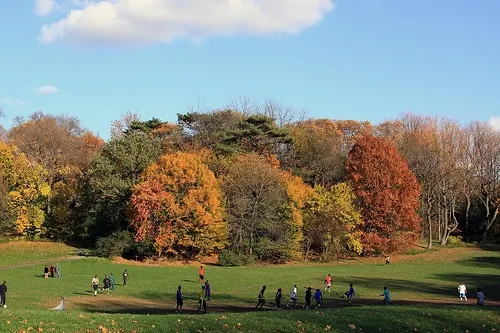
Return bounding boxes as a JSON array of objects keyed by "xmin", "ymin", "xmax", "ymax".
[
  {"xmin": 426, "ymin": 192, "xmax": 433, "ymax": 249},
  {"xmin": 481, "ymin": 205, "xmax": 499, "ymax": 242},
  {"xmin": 464, "ymin": 194, "xmax": 471, "ymax": 243}
]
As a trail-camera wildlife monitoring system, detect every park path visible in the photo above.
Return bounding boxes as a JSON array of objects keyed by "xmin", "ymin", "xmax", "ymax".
[{"xmin": 0, "ymin": 255, "xmax": 86, "ymax": 271}]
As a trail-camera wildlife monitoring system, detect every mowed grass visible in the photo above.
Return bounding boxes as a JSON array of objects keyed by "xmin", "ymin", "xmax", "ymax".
[
  {"xmin": 0, "ymin": 242, "xmax": 77, "ymax": 268},
  {"xmin": 0, "ymin": 243, "xmax": 498, "ymax": 333}
]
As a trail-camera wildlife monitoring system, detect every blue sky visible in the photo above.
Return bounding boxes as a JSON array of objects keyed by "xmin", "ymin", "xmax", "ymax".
[{"xmin": 1, "ymin": 0, "xmax": 499, "ymax": 139}]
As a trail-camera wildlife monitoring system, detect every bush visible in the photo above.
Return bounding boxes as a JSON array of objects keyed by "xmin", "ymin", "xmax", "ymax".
[
  {"xmin": 255, "ymin": 239, "xmax": 292, "ymax": 264},
  {"xmin": 447, "ymin": 235, "xmax": 463, "ymax": 246},
  {"xmin": 217, "ymin": 250, "xmax": 255, "ymax": 266},
  {"xmin": 93, "ymin": 231, "xmax": 132, "ymax": 258},
  {"xmin": 123, "ymin": 241, "xmax": 156, "ymax": 260}
]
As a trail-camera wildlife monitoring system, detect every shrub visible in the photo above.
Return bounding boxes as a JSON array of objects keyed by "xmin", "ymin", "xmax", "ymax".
[
  {"xmin": 446, "ymin": 235, "xmax": 463, "ymax": 246},
  {"xmin": 217, "ymin": 250, "xmax": 255, "ymax": 266},
  {"xmin": 93, "ymin": 230, "xmax": 132, "ymax": 258},
  {"xmin": 123, "ymin": 241, "xmax": 157, "ymax": 260},
  {"xmin": 255, "ymin": 239, "xmax": 292, "ymax": 264}
]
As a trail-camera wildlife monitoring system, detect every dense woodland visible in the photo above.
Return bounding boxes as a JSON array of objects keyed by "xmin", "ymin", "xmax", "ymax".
[{"xmin": 0, "ymin": 100, "xmax": 499, "ymax": 263}]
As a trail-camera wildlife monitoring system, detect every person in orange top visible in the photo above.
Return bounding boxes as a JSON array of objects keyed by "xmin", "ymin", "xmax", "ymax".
[
  {"xmin": 198, "ymin": 265, "xmax": 205, "ymax": 282},
  {"xmin": 324, "ymin": 274, "xmax": 332, "ymax": 292}
]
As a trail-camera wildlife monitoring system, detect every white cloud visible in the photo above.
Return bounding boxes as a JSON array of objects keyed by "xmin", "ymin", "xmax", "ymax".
[
  {"xmin": 489, "ymin": 117, "xmax": 500, "ymax": 131},
  {"xmin": 36, "ymin": 85, "xmax": 59, "ymax": 94},
  {"xmin": 34, "ymin": 0, "xmax": 57, "ymax": 17},
  {"xmin": 1, "ymin": 98, "xmax": 29, "ymax": 108},
  {"xmin": 38, "ymin": 0, "xmax": 334, "ymax": 45}
]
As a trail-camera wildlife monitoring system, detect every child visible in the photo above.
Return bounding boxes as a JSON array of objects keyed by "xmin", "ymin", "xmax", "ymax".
[
  {"xmin": 91, "ymin": 275, "xmax": 99, "ymax": 296},
  {"xmin": 314, "ymin": 289, "xmax": 323, "ymax": 308},
  {"xmin": 275, "ymin": 288, "xmax": 282, "ymax": 308},
  {"xmin": 287, "ymin": 285, "xmax": 298, "ymax": 308},
  {"xmin": 476, "ymin": 288, "xmax": 485, "ymax": 306},
  {"xmin": 385, "ymin": 256, "xmax": 391, "ymax": 265},
  {"xmin": 176, "ymin": 285, "xmax": 183, "ymax": 313},
  {"xmin": 256, "ymin": 285, "xmax": 266, "ymax": 308},
  {"xmin": 324, "ymin": 274, "xmax": 332, "ymax": 292},
  {"xmin": 458, "ymin": 283, "xmax": 467, "ymax": 301},
  {"xmin": 340, "ymin": 283, "xmax": 355, "ymax": 305},
  {"xmin": 380, "ymin": 286, "xmax": 392, "ymax": 305},
  {"xmin": 44, "ymin": 265, "xmax": 49, "ymax": 279}
]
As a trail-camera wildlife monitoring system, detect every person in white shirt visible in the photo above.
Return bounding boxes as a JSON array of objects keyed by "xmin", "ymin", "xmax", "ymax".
[
  {"xmin": 91, "ymin": 275, "xmax": 99, "ymax": 296},
  {"xmin": 457, "ymin": 283, "xmax": 467, "ymax": 301},
  {"xmin": 287, "ymin": 285, "xmax": 298, "ymax": 308},
  {"xmin": 476, "ymin": 288, "xmax": 485, "ymax": 306}
]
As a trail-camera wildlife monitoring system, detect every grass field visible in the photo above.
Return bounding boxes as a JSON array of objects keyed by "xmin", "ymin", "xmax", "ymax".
[{"xmin": 0, "ymin": 243, "xmax": 498, "ymax": 333}]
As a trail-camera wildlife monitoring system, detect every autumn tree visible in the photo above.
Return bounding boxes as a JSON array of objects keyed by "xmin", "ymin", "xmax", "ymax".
[
  {"xmin": 0, "ymin": 142, "xmax": 50, "ymax": 238},
  {"xmin": 8, "ymin": 112, "xmax": 91, "ymax": 216},
  {"xmin": 222, "ymin": 154, "xmax": 310, "ymax": 262},
  {"xmin": 130, "ymin": 152, "xmax": 227, "ymax": 259},
  {"xmin": 76, "ymin": 132, "xmax": 162, "ymax": 243},
  {"xmin": 286, "ymin": 119, "xmax": 345, "ymax": 186},
  {"xmin": 467, "ymin": 122, "xmax": 500, "ymax": 241},
  {"xmin": 303, "ymin": 183, "xmax": 363, "ymax": 260},
  {"xmin": 346, "ymin": 136, "xmax": 421, "ymax": 254},
  {"xmin": 110, "ymin": 111, "xmax": 140, "ymax": 140}
]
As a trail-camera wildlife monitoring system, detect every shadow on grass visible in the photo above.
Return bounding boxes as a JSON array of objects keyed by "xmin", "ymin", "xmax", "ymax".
[
  {"xmin": 72, "ymin": 290, "xmax": 499, "ymax": 317},
  {"xmin": 332, "ymin": 276, "xmax": 455, "ymax": 298},
  {"xmin": 457, "ymin": 256, "xmax": 500, "ymax": 269},
  {"xmin": 433, "ymin": 273, "xmax": 500, "ymax": 300}
]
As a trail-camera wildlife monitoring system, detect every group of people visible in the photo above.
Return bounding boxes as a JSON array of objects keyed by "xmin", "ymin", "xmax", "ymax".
[
  {"xmin": 43, "ymin": 264, "xmax": 61, "ymax": 278},
  {"xmin": 175, "ymin": 266, "xmax": 211, "ymax": 314},
  {"xmin": 457, "ymin": 283, "xmax": 486, "ymax": 306},
  {"xmin": 257, "ymin": 278, "xmax": 357, "ymax": 311},
  {"xmin": 90, "ymin": 270, "xmax": 129, "ymax": 296}
]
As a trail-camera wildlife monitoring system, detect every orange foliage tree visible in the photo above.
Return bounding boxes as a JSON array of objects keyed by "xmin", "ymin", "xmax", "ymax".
[
  {"xmin": 346, "ymin": 136, "xmax": 421, "ymax": 254},
  {"xmin": 130, "ymin": 152, "xmax": 226, "ymax": 259}
]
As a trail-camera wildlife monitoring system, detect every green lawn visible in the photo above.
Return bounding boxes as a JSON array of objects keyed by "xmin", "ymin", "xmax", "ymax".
[
  {"xmin": 0, "ymin": 242, "xmax": 77, "ymax": 268},
  {"xmin": 0, "ymin": 243, "xmax": 498, "ymax": 332}
]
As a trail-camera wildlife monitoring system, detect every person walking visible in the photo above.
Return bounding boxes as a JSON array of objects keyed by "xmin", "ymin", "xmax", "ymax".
[
  {"xmin": 287, "ymin": 285, "xmax": 298, "ymax": 308},
  {"xmin": 176, "ymin": 285, "xmax": 184, "ymax": 313},
  {"xmin": 324, "ymin": 274, "xmax": 332, "ymax": 292},
  {"xmin": 198, "ymin": 266, "xmax": 205, "ymax": 283},
  {"xmin": 196, "ymin": 285, "xmax": 207, "ymax": 313},
  {"xmin": 204, "ymin": 280, "xmax": 211, "ymax": 301},
  {"xmin": 304, "ymin": 287, "xmax": 312, "ymax": 309},
  {"xmin": 380, "ymin": 286, "xmax": 392, "ymax": 305},
  {"xmin": 55, "ymin": 264, "xmax": 61, "ymax": 278},
  {"xmin": 255, "ymin": 285, "xmax": 266, "ymax": 309},
  {"xmin": 476, "ymin": 288, "xmax": 485, "ymax": 306},
  {"xmin": 314, "ymin": 289, "xmax": 323, "ymax": 308},
  {"xmin": 275, "ymin": 288, "xmax": 283, "ymax": 308},
  {"xmin": 109, "ymin": 273, "xmax": 115, "ymax": 290},
  {"xmin": 0, "ymin": 281, "xmax": 7, "ymax": 308},
  {"xmin": 91, "ymin": 275, "xmax": 99, "ymax": 296},
  {"xmin": 122, "ymin": 270, "xmax": 129, "ymax": 287},
  {"xmin": 458, "ymin": 283, "xmax": 467, "ymax": 301}
]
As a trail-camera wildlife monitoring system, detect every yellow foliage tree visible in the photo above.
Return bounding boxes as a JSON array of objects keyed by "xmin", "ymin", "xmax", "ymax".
[
  {"xmin": 130, "ymin": 152, "xmax": 226, "ymax": 259},
  {"xmin": 0, "ymin": 142, "xmax": 50, "ymax": 236}
]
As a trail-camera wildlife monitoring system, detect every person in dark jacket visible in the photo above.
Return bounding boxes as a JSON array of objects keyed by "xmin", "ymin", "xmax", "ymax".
[{"xmin": 0, "ymin": 281, "xmax": 7, "ymax": 308}]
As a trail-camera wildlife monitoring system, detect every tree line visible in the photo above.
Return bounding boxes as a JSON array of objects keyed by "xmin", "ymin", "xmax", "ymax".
[{"xmin": 0, "ymin": 103, "xmax": 498, "ymax": 263}]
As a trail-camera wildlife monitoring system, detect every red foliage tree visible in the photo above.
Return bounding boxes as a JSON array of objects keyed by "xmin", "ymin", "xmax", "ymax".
[{"xmin": 346, "ymin": 136, "xmax": 421, "ymax": 254}]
